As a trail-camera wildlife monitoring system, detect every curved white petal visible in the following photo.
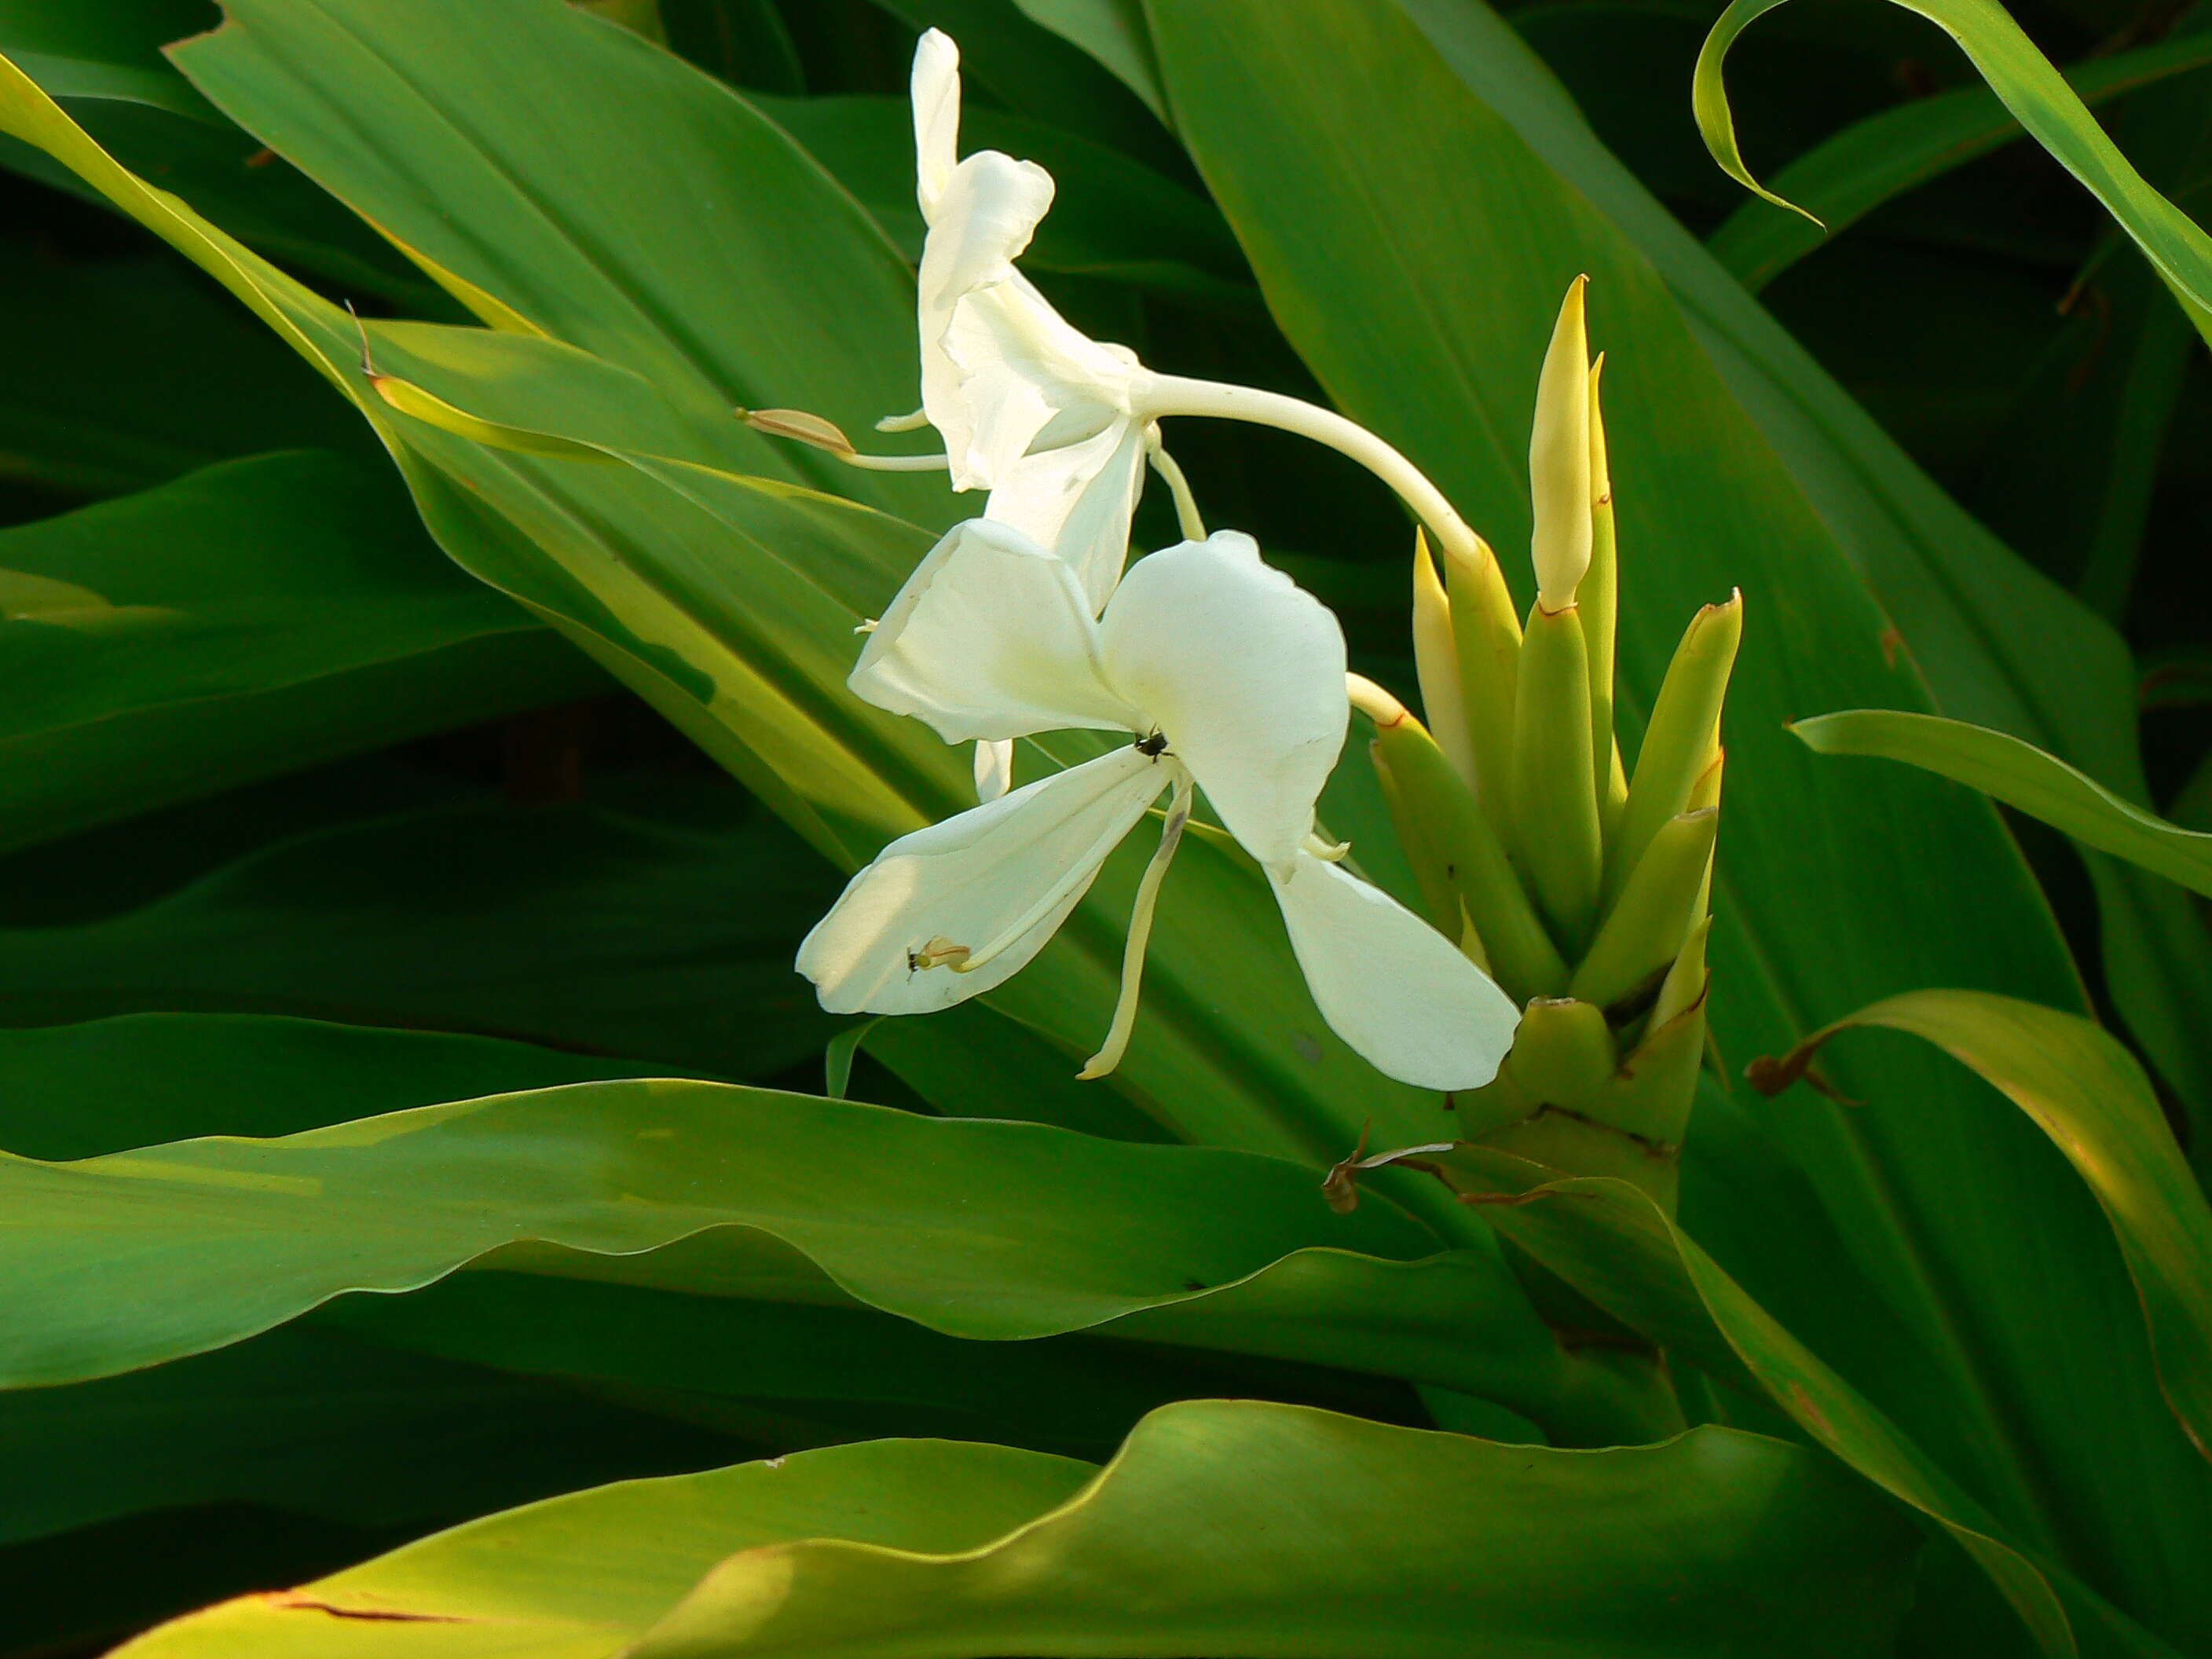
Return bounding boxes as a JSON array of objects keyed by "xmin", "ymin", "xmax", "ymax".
[
  {"xmin": 923, "ymin": 152, "xmax": 1054, "ymax": 299},
  {"xmin": 918, "ymin": 152, "xmax": 1057, "ymax": 487},
  {"xmin": 850, "ymin": 519, "xmax": 1138, "ymax": 744},
  {"xmin": 1097, "ymin": 531, "xmax": 1347, "ymax": 869},
  {"xmin": 911, "ymin": 29, "xmax": 961, "ymax": 216},
  {"xmin": 1269, "ymin": 851, "xmax": 1522, "ymax": 1090},
  {"xmin": 983, "ymin": 416, "xmax": 1147, "ymax": 612},
  {"xmin": 798, "ymin": 747, "xmax": 1168, "ymax": 1015}
]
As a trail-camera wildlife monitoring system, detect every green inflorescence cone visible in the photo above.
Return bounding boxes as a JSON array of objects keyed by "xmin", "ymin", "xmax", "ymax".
[{"xmin": 1361, "ymin": 277, "xmax": 1738, "ymax": 1218}]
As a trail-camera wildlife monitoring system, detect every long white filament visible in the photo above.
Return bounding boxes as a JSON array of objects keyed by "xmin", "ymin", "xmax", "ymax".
[
  {"xmin": 1146, "ymin": 426, "xmax": 1207, "ymax": 541},
  {"xmin": 1079, "ymin": 772, "xmax": 1195, "ymax": 1079}
]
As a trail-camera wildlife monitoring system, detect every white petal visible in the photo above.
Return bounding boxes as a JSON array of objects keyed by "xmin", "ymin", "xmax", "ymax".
[
  {"xmin": 983, "ymin": 417, "xmax": 1147, "ymax": 612},
  {"xmin": 974, "ymin": 739, "xmax": 1014, "ymax": 802},
  {"xmin": 1097, "ymin": 531, "xmax": 1347, "ymax": 869},
  {"xmin": 911, "ymin": 29, "xmax": 961, "ymax": 216},
  {"xmin": 917, "ymin": 152, "xmax": 1057, "ymax": 488},
  {"xmin": 850, "ymin": 518, "xmax": 1139, "ymax": 743},
  {"xmin": 1269, "ymin": 851, "xmax": 1522, "ymax": 1090},
  {"xmin": 798, "ymin": 747, "xmax": 1168, "ymax": 1015}
]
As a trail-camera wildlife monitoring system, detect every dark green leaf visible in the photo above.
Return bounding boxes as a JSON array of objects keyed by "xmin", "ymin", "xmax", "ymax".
[
  {"xmin": 0, "ymin": 452, "xmax": 606, "ymax": 852},
  {"xmin": 0, "ymin": 1327, "xmax": 744, "ymax": 1547},
  {"xmin": 0, "ymin": 244, "xmax": 366, "ymax": 497},
  {"xmin": 0, "ymin": 798, "xmax": 844, "ymax": 1075},
  {"xmin": 1705, "ymin": 33, "xmax": 2212, "ymax": 292},
  {"xmin": 1694, "ymin": 0, "xmax": 2212, "ymax": 336}
]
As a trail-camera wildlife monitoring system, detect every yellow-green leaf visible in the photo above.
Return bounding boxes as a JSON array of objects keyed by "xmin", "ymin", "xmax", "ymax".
[
  {"xmin": 1794, "ymin": 709, "xmax": 2212, "ymax": 899},
  {"xmin": 1752, "ymin": 989, "xmax": 2212, "ymax": 1464}
]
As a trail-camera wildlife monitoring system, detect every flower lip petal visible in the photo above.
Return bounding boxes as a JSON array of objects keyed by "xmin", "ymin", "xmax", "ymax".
[
  {"xmin": 1270, "ymin": 850, "xmax": 1522, "ymax": 1090},
  {"xmin": 851, "ymin": 518, "xmax": 1140, "ymax": 744},
  {"xmin": 1097, "ymin": 530, "xmax": 1349, "ymax": 870},
  {"xmin": 798, "ymin": 745, "xmax": 1168, "ymax": 1014}
]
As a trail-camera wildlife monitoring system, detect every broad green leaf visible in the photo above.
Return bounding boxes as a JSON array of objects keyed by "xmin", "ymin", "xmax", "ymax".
[
  {"xmin": 117, "ymin": 1437, "xmax": 1085, "ymax": 1659},
  {"xmin": 1751, "ymin": 990, "xmax": 2212, "ymax": 1464},
  {"xmin": 0, "ymin": 1016, "xmax": 1416, "ymax": 1460},
  {"xmin": 1794, "ymin": 709, "xmax": 2212, "ymax": 897},
  {"xmin": 115, "ymin": 1405, "xmax": 1923, "ymax": 1659},
  {"xmin": 0, "ymin": 452, "xmax": 606, "ymax": 853},
  {"xmin": 0, "ymin": 1327, "xmax": 743, "ymax": 1548},
  {"xmin": 1705, "ymin": 31, "xmax": 2212, "ymax": 291},
  {"xmin": 163, "ymin": 0, "xmax": 947, "ymax": 521},
  {"xmin": 0, "ymin": 1075, "xmax": 1646, "ymax": 1440},
  {"xmin": 1694, "ymin": 0, "xmax": 2212, "ymax": 337},
  {"xmin": 1138, "ymin": 0, "xmax": 2212, "ymax": 1636},
  {"xmin": 0, "ymin": 799, "xmax": 844, "ymax": 1078}
]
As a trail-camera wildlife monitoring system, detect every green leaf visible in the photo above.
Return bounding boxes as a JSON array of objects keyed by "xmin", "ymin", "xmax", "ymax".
[
  {"xmin": 1441, "ymin": 1147, "xmax": 2076, "ymax": 1657},
  {"xmin": 0, "ymin": 0, "xmax": 223, "ymax": 123},
  {"xmin": 0, "ymin": 452, "xmax": 606, "ymax": 853},
  {"xmin": 1693, "ymin": 0, "xmax": 2212, "ymax": 338},
  {"xmin": 0, "ymin": 1071, "xmax": 1655, "ymax": 1438},
  {"xmin": 1752, "ymin": 990, "xmax": 2212, "ymax": 1465},
  {"xmin": 113, "ymin": 1405, "xmax": 1923, "ymax": 1659},
  {"xmin": 0, "ymin": 798, "xmax": 845, "ymax": 1077},
  {"xmin": 164, "ymin": 0, "xmax": 947, "ymax": 522},
  {"xmin": 1793, "ymin": 709, "xmax": 2212, "ymax": 897},
  {"xmin": 1705, "ymin": 32, "xmax": 2212, "ymax": 292},
  {"xmin": 1138, "ymin": 0, "xmax": 2212, "ymax": 1636}
]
